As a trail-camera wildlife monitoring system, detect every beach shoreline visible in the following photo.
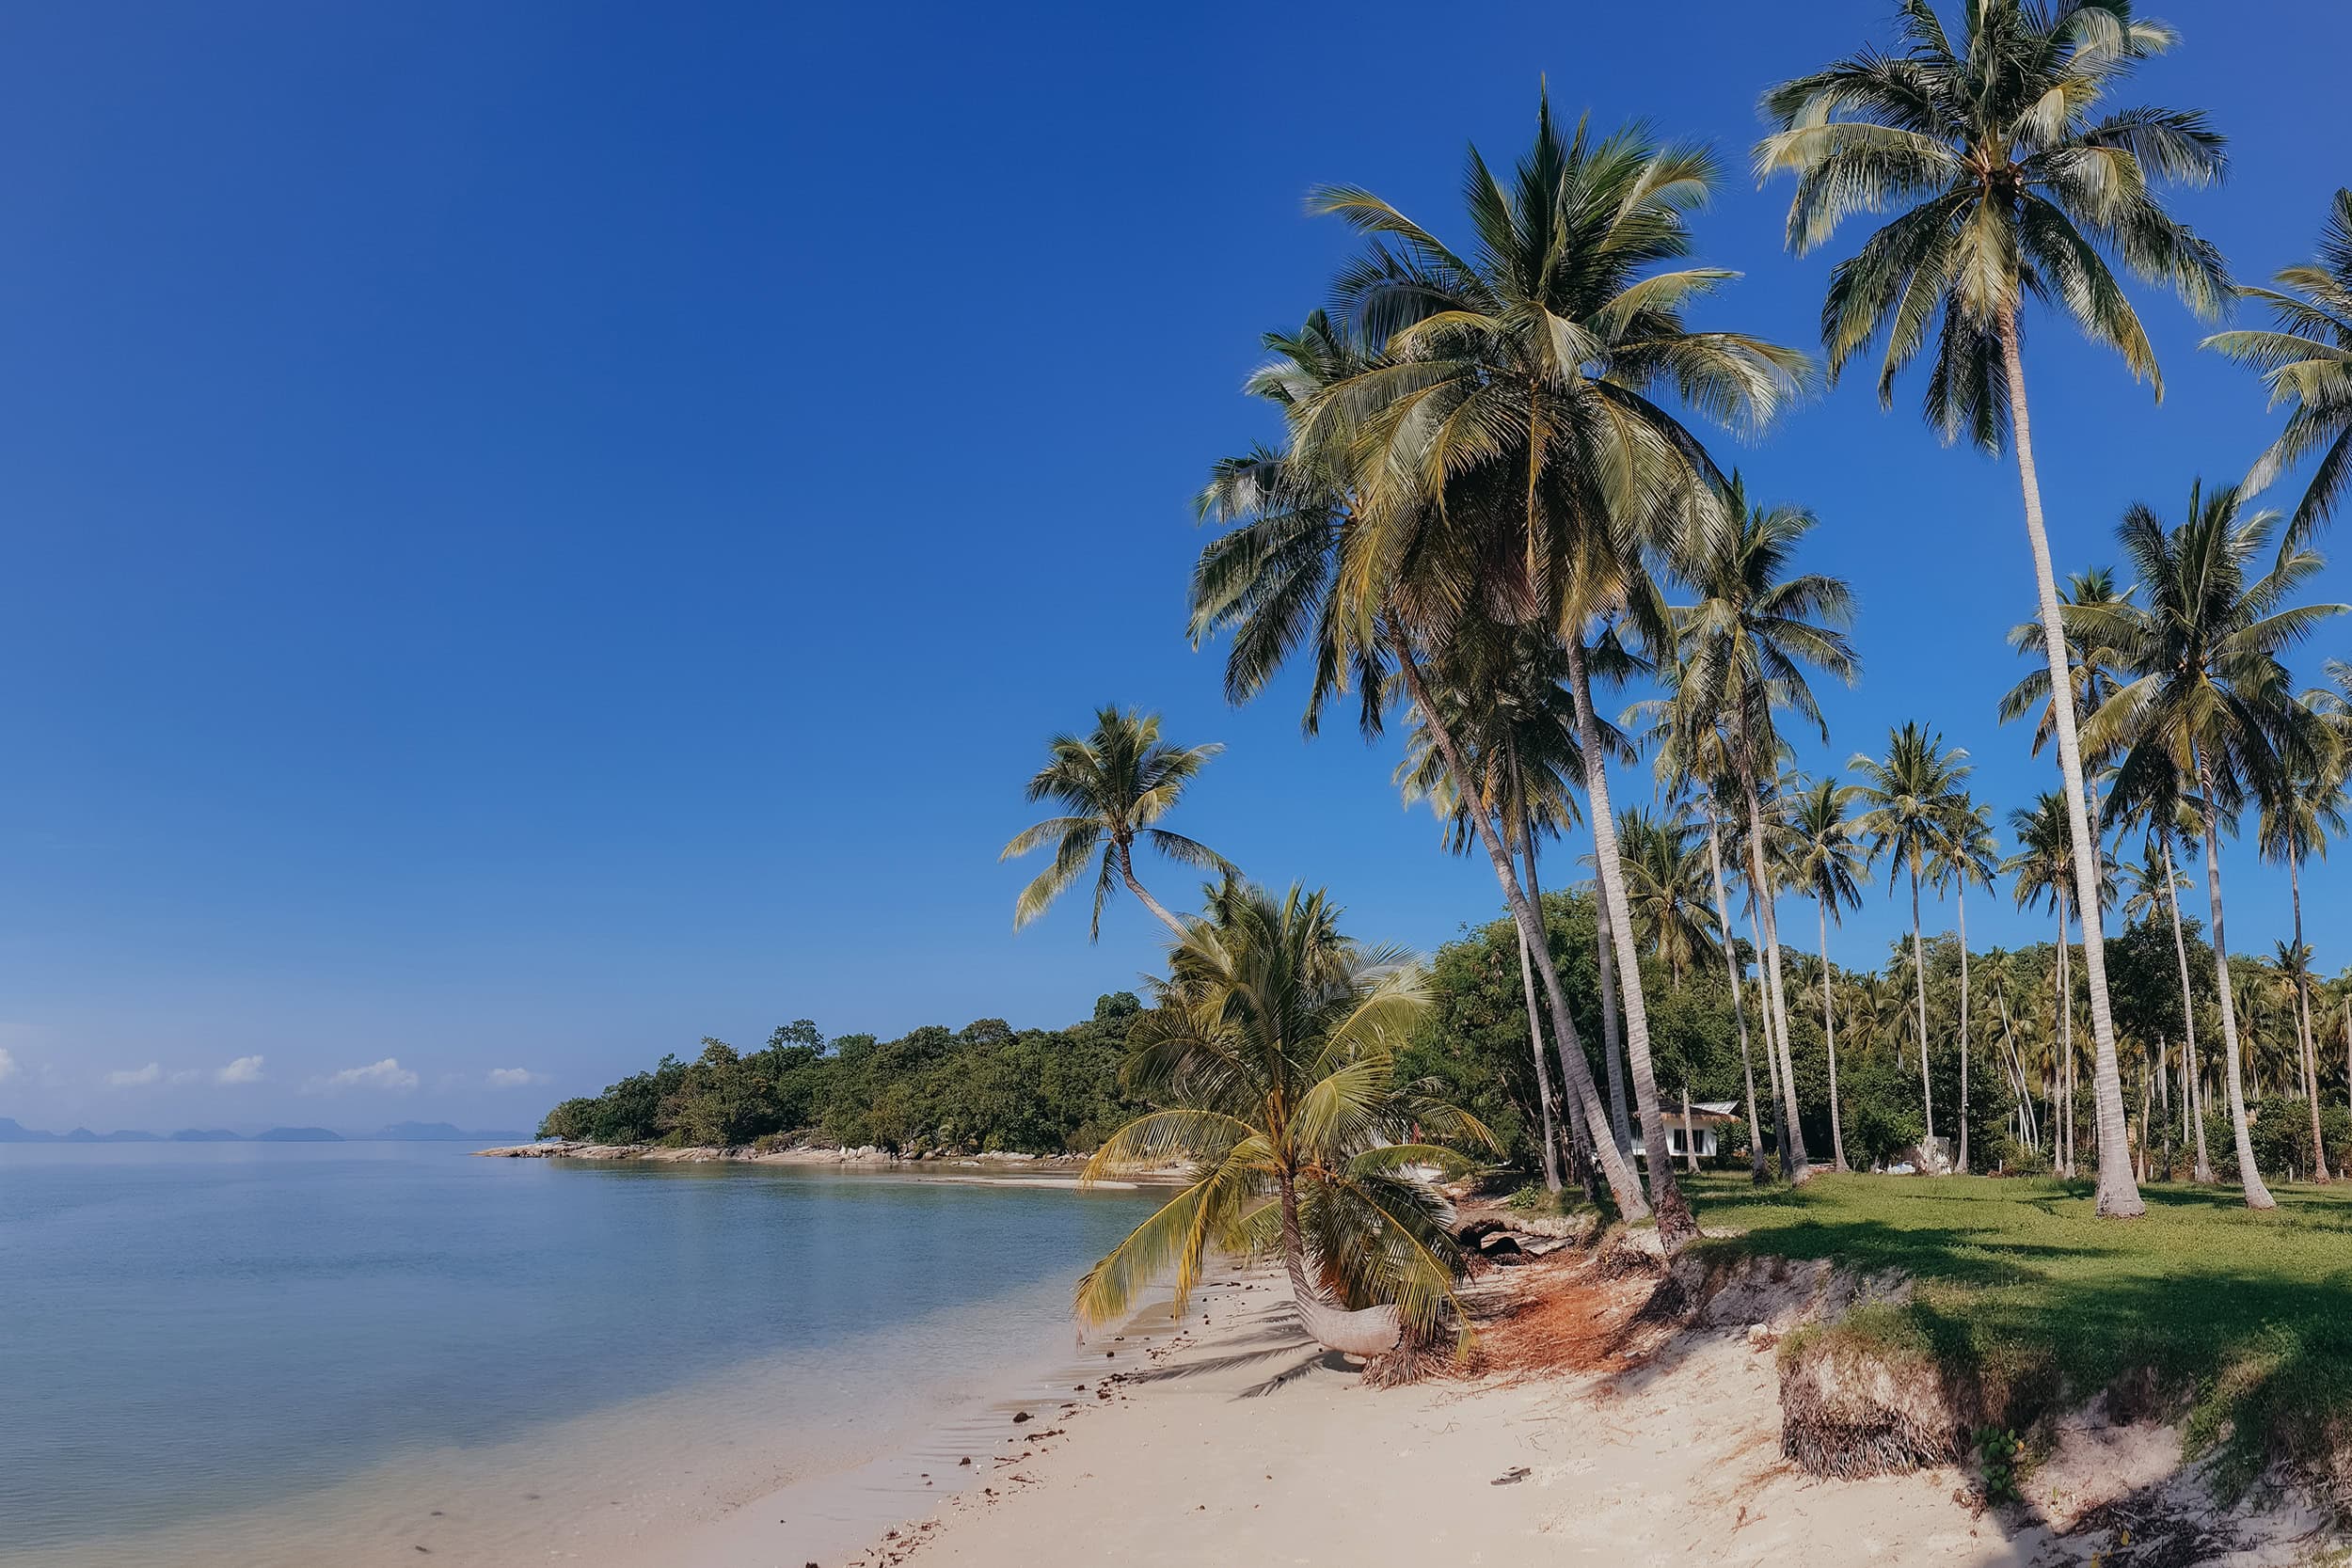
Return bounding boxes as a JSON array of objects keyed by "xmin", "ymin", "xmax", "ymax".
[{"xmin": 473, "ymin": 1141, "xmax": 1178, "ymax": 1188}]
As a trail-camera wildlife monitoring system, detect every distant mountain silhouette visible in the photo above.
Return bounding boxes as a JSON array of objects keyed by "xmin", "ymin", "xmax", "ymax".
[
  {"xmin": 0, "ymin": 1117, "xmax": 59, "ymax": 1142},
  {"xmin": 251, "ymin": 1127, "xmax": 343, "ymax": 1143},
  {"xmin": 169, "ymin": 1129, "xmax": 244, "ymax": 1142},
  {"xmin": 368, "ymin": 1121, "xmax": 530, "ymax": 1142}
]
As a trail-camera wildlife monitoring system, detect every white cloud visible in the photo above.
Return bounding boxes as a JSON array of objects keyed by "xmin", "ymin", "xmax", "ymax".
[
  {"xmin": 315, "ymin": 1057, "xmax": 420, "ymax": 1093},
  {"xmin": 485, "ymin": 1067, "xmax": 548, "ymax": 1088},
  {"xmin": 216, "ymin": 1055, "xmax": 266, "ymax": 1085},
  {"xmin": 105, "ymin": 1062, "xmax": 163, "ymax": 1087},
  {"xmin": 0, "ymin": 1047, "xmax": 15, "ymax": 1084}
]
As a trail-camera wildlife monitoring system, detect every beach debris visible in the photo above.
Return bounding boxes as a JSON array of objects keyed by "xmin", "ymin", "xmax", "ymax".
[
  {"xmin": 958, "ymin": 1456, "xmax": 972, "ymax": 1466},
  {"xmin": 1012, "ymin": 1410, "xmax": 1032, "ymax": 1423},
  {"xmin": 1491, "ymin": 1466, "xmax": 1532, "ymax": 1486}
]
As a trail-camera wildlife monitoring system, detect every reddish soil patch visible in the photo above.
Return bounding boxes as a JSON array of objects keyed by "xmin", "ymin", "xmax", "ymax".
[{"xmin": 1472, "ymin": 1254, "xmax": 1658, "ymax": 1378}]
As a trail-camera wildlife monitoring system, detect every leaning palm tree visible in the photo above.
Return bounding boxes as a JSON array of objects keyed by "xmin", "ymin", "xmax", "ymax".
[
  {"xmin": 1932, "ymin": 797, "xmax": 2001, "ymax": 1174},
  {"xmin": 1296, "ymin": 98, "xmax": 1809, "ymax": 1243},
  {"xmin": 1851, "ymin": 723, "xmax": 1973, "ymax": 1169},
  {"xmin": 1192, "ymin": 314, "xmax": 1653, "ymax": 1223},
  {"xmin": 2204, "ymin": 189, "xmax": 2352, "ymax": 546},
  {"xmin": 2086, "ymin": 481, "xmax": 2346, "ymax": 1209},
  {"xmin": 1076, "ymin": 882, "xmax": 1495, "ymax": 1357},
  {"xmin": 1668, "ymin": 478, "xmax": 1859, "ymax": 1183},
  {"xmin": 1002, "ymin": 706, "xmax": 1230, "ymax": 939},
  {"xmin": 2258, "ymin": 741, "xmax": 2348, "ymax": 1181},
  {"xmin": 1759, "ymin": 0, "xmax": 2231, "ymax": 1218},
  {"xmin": 1786, "ymin": 774, "xmax": 1868, "ymax": 1170}
]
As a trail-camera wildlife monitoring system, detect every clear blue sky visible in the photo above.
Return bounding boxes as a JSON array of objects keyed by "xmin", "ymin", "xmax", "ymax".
[{"xmin": 3, "ymin": 1, "xmax": 2345, "ymax": 1131}]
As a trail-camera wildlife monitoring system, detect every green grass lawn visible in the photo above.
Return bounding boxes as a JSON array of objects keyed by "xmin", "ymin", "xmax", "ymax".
[{"xmin": 1684, "ymin": 1172, "xmax": 2352, "ymax": 1492}]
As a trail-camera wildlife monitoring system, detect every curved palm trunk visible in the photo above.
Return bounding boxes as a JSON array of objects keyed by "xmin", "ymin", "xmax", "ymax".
[
  {"xmin": 1114, "ymin": 843, "xmax": 1189, "ymax": 939},
  {"xmin": 1563, "ymin": 636, "xmax": 1694, "ymax": 1243},
  {"xmin": 1518, "ymin": 928, "xmax": 1564, "ymax": 1194},
  {"xmin": 2058, "ymin": 897, "xmax": 2074, "ymax": 1178},
  {"xmin": 2160, "ymin": 836, "xmax": 2216, "ymax": 1181},
  {"xmin": 1522, "ymin": 832, "xmax": 1597, "ymax": 1199},
  {"xmin": 2197, "ymin": 771, "xmax": 2274, "ymax": 1210},
  {"xmin": 1388, "ymin": 627, "xmax": 1649, "ymax": 1221},
  {"xmin": 1909, "ymin": 865, "xmax": 1936, "ymax": 1168},
  {"xmin": 1818, "ymin": 898, "xmax": 1849, "ymax": 1171},
  {"xmin": 1596, "ymin": 909, "xmax": 1635, "ymax": 1155},
  {"xmin": 1957, "ymin": 880, "xmax": 1972, "ymax": 1176},
  {"xmin": 1736, "ymin": 752, "xmax": 1811, "ymax": 1184},
  {"xmin": 1707, "ymin": 816, "xmax": 1772, "ymax": 1182},
  {"xmin": 2290, "ymin": 844, "xmax": 2330, "ymax": 1182},
  {"xmin": 1995, "ymin": 309, "xmax": 2143, "ymax": 1218}
]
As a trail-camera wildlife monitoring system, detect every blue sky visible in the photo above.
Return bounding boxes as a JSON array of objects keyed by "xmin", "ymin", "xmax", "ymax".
[{"xmin": 2, "ymin": 0, "xmax": 2345, "ymax": 1131}]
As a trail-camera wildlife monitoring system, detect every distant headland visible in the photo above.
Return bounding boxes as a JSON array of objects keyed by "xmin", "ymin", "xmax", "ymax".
[{"xmin": 0, "ymin": 1117, "xmax": 530, "ymax": 1145}]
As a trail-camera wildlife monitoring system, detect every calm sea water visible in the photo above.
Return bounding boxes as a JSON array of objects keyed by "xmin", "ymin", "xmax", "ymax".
[{"xmin": 0, "ymin": 1143, "xmax": 1158, "ymax": 1567}]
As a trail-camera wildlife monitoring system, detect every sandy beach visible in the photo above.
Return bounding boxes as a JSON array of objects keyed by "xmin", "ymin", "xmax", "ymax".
[{"xmin": 681, "ymin": 1242, "xmax": 2336, "ymax": 1568}]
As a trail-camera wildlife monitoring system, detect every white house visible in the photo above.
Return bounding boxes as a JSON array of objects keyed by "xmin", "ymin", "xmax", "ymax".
[{"xmin": 1629, "ymin": 1100, "xmax": 1741, "ymax": 1162}]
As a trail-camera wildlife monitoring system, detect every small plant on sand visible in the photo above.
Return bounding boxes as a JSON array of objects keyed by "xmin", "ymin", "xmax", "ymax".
[{"xmin": 1975, "ymin": 1425, "xmax": 2026, "ymax": 1505}]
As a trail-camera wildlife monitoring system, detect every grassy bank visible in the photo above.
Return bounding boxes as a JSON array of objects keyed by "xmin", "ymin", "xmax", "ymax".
[{"xmin": 1688, "ymin": 1173, "xmax": 2352, "ymax": 1495}]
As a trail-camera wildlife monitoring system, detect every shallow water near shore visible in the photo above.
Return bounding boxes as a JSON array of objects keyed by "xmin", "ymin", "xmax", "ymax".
[{"xmin": 0, "ymin": 1142, "xmax": 1158, "ymax": 1567}]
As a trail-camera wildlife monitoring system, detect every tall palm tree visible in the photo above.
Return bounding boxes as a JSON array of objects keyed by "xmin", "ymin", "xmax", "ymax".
[
  {"xmin": 1299, "ymin": 99, "xmax": 1810, "ymax": 1243},
  {"xmin": 1618, "ymin": 805, "xmax": 1723, "ymax": 990},
  {"xmin": 1787, "ymin": 775, "xmax": 1868, "ymax": 1171},
  {"xmin": 2006, "ymin": 791, "xmax": 2086, "ymax": 1175},
  {"xmin": 1075, "ymin": 882, "xmax": 1494, "ymax": 1354},
  {"xmin": 1192, "ymin": 315, "xmax": 1653, "ymax": 1222},
  {"xmin": 2119, "ymin": 818, "xmax": 2214, "ymax": 1179},
  {"xmin": 1851, "ymin": 722, "xmax": 1973, "ymax": 1169},
  {"xmin": 1669, "ymin": 479, "xmax": 1859, "ymax": 1184},
  {"xmin": 1933, "ymin": 797, "xmax": 2001, "ymax": 1174},
  {"xmin": 1394, "ymin": 621, "xmax": 1597, "ymax": 1196},
  {"xmin": 1002, "ymin": 706, "xmax": 1231, "ymax": 939},
  {"xmin": 2086, "ymin": 482, "xmax": 2346, "ymax": 1209},
  {"xmin": 2204, "ymin": 189, "xmax": 2352, "ymax": 546},
  {"xmin": 1760, "ymin": 0, "xmax": 2231, "ymax": 1219},
  {"xmin": 2259, "ymin": 744, "xmax": 2348, "ymax": 1181}
]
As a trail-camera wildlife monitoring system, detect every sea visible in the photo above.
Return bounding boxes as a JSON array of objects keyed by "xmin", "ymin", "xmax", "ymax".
[{"xmin": 0, "ymin": 1142, "xmax": 1163, "ymax": 1568}]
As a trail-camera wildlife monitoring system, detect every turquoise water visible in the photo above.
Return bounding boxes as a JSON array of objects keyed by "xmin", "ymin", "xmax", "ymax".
[{"xmin": 0, "ymin": 1143, "xmax": 1156, "ymax": 1565}]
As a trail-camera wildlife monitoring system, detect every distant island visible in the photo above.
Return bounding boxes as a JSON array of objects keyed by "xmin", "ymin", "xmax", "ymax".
[{"xmin": 0, "ymin": 1117, "xmax": 530, "ymax": 1145}]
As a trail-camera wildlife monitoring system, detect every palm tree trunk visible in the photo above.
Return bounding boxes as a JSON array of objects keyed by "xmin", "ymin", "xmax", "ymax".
[
  {"xmin": 1518, "ymin": 928, "xmax": 1564, "ymax": 1194},
  {"xmin": 2159, "ymin": 835, "xmax": 2216, "ymax": 1181},
  {"xmin": 1681, "ymin": 1081, "xmax": 1700, "ymax": 1174},
  {"xmin": 1707, "ymin": 813, "xmax": 1771, "ymax": 1182},
  {"xmin": 1910, "ymin": 867, "xmax": 1937, "ymax": 1168},
  {"xmin": 1522, "ymin": 830, "xmax": 1598, "ymax": 1199},
  {"xmin": 1562, "ymin": 635, "xmax": 1695, "ymax": 1243},
  {"xmin": 2197, "ymin": 764, "xmax": 2275, "ymax": 1210},
  {"xmin": 1740, "ymin": 769, "xmax": 1812, "ymax": 1184},
  {"xmin": 1995, "ymin": 307, "xmax": 2143, "ymax": 1218},
  {"xmin": 2291, "ymin": 844, "xmax": 2329, "ymax": 1181},
  {"xmin": 1114, "ymin": 844, "xmax": 1189, "ymax": 939},
  {"xmin": 1958, "ymin": 880, "xmax": 1972, "ymax": 1175},
  {"xmin": 1747, "ymin": 896, "xmax": 1793, "ymax": 1177},
  {"xmin": 1595, "ymin": 913, "xmax": 1634, "ymax": 1155},
  {"xmin": 1818, "ymin": 896, "xmax": 1849, "ymax": 1171},
  {"xmin": 1386, "ymin": 626, "xmax": 1649, "ymax": 1220}
]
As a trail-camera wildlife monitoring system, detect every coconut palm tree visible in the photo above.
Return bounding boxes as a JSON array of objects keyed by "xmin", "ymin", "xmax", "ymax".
[
  {"xmin": 2259, "ymin": 744, "xmax": 2348, "ymax": 1180},
  {"xmin": 2006, "ymin": 792, "xmax": 2085, "ymax": 1173},
  {"xmin": 1075, "ymin": 882, "xmax": 1495, "ymax": 1357},
  {"xmin": 1192, "ymin": 315, "xmax": 1654, "ymax": 1222},
  {"xmin": 1393, "ymin": 620, "xmax": 1599, "ymax": 1195},
  {"xmin": 2085, "ymin": 481, "xmax": 2346, "ymax": 1209},
  {"xmin": 2119, "ymin": 819, "xmax": 2216, "ymax": 1179},
  {"xmin": 2204, "ymin": 189, "xmax": 2352, "ymax": 546},
  {"xmin": 1298, "ymin": 98, "xmax": 1809, "ymax": 1243},
  {"xmin": 1851, "ymin": 723, "xmax": 1973, "ymax": 1169},
  {"xmin": 1786, "ymin": 774, "xmax": 1868, "ymax": 1170},
  {"xmin": 1618, "ymin": 805, "xmax": 1723, "ymax": 990},
  {"xmin": 1002, "ymin": 706, "xmax": 1231, "ymax": 940},
  {"xmin": 1933, "ymin": 797, "xmax": 2001, "ymax": 1173},
  {"xmin": 1668, "ymin": 479, "xmax": 1859, "ymax": 1183},
  {"xmin": 1759, "ymin": 0, "xmax": 2232, "ymax": 1219}
]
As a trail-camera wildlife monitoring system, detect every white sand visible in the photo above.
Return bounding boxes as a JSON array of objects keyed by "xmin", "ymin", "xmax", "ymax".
[{"xmin": 680, "ymin": 1258, "xmax": 2336, "ymax": 1568}]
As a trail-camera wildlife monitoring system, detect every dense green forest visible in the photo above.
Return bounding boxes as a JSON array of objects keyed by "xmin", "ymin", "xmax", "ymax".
[{"xmin": 543, "ymin": 886, "xmax": 2349, "ymax": 1177}]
